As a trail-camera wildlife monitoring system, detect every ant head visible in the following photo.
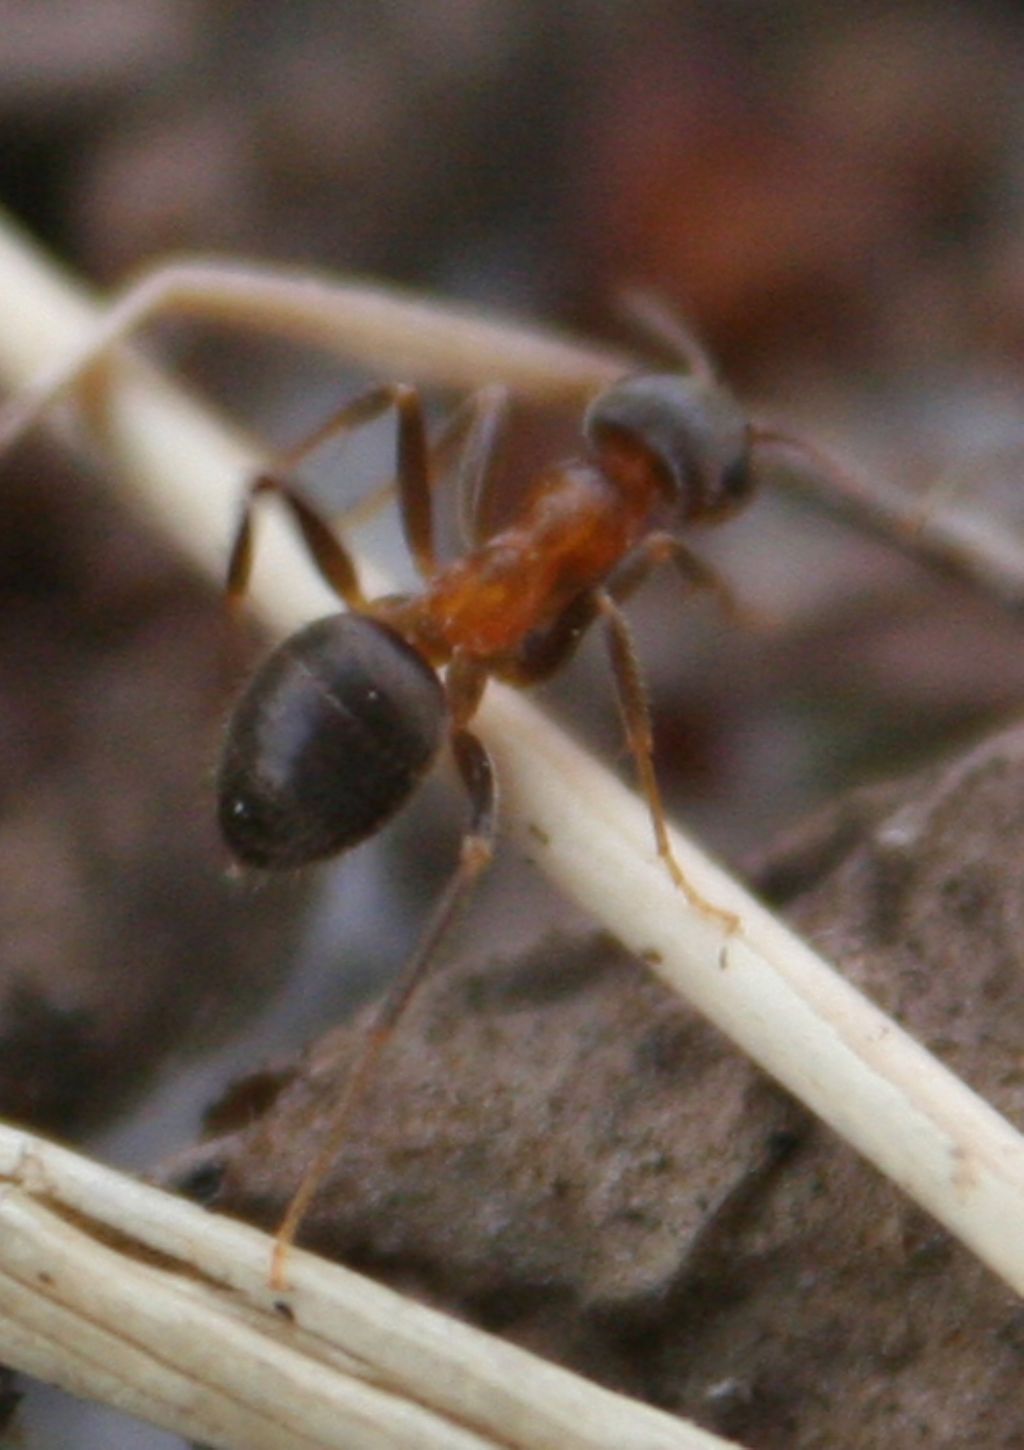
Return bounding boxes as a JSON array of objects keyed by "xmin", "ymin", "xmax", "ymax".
[{"xmin": 584, "ymin": 373, "xmax": 754, "ymax": 523}]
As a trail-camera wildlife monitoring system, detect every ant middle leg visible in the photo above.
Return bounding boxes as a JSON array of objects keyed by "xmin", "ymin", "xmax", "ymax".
[
  {"xmin": 266, "ymin": 381, "xmax": 440, "ymax": 579},
  {"xmin": 271, "ymin": 660, "xmax": 496, "ymax": 1289},
  {"xmin": 594, "ymin": 588, "xmax": 740, "ymax": 934},
  {"xmin": 229, "ymin": 381, "xmax": 511, "ymax": 615},
  {"xmin": 226, "ymin": 473, "xmax": 367, "ymax": 614},
  {"xmin": 337, "ymin": 383, "xmax": 509, "ymax": 549},
  {"xmin": 450, "ymin": 384, "xmax": 509, "ymax": 546},
  {"xmin": 225, "ymin": 380, "xmax": 440, "ymax": 618}
]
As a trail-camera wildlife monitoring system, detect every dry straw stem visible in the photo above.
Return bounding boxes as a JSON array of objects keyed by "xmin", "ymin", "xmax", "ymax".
[
  {"xmin": 0, "ymin": 207, "xmax": 1023, "ymax": 1436},
  {"xmin": 0, "ymin": 211, "xmax": 736, "ymax": 1450},
  {"xmin": 0, "ymin": 1123, "xmax": 728, "ymax": 1450}
]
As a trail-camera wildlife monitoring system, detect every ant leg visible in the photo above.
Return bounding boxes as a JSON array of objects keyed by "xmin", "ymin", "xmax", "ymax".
[
  {"xmin": 225, "ymin": 380, "xmax": 441, "ymax": 608},
  {"xmin": 267, "ymin": 381, "xmax": 438, "ymax": 580},
  {"xmin": 500, "ymin": 591, "xmax": 601, "ymax": 686},
  {"xmin": 337, "ymin": 383, "xmax": 509, "ymax": 548},
  {"xmin": 0, "ymin": 259, "xmax": 623, "ymax": 457},
  {"xmin": 609, "ymin": 531, "xmax": 764, "ymax": 631},
  {"xmin": 270, "ymin": 701, "xmax": 496, "ymax": 1290},
  {"xmin": 595, "ymin": 588, "xmax": 740, "ymax": 933},
  {"xmin": 226, "ymin": 379, "xmax": 507, "ymax": 632},
  {"xmin": 226, "ymin": 473, "xmax": 367, "ymax": 613}
]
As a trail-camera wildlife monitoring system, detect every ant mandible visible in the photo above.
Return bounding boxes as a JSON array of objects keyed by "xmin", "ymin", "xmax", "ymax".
[{"xmin": 0, "ymin": 265, "xmax": 872, "ymax": 1287}]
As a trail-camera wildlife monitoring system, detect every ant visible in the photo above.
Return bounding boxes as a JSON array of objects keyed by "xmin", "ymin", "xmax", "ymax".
[
  {"xmin": 217, "ymin": 332, "xmax": 759, "ymax": 1284},
  {"xmin": 0, "ymin": 262, "xmax": 934, "ymax": 1287}
]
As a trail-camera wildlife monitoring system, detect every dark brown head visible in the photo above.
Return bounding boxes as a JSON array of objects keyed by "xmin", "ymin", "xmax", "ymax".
[{"xmin": 583, "ymin": 372, "xmax": 754, "ymax": 523}]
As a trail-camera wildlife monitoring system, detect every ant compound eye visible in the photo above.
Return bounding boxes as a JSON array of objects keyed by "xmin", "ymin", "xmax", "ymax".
[{"xmin": 585, "ymin": 373, "xmax": 750, "ymax": 521}]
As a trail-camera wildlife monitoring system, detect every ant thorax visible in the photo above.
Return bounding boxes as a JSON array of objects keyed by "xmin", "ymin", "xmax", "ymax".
[{"xmin": 401, "ymin": 460, "xmax": 657, "ymax": 662}]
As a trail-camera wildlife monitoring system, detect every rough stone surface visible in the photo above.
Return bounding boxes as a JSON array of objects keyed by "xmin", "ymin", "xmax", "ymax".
[{"xmin": 174, "ymin": 720, "xmax": 1024, "ymax": 1447}]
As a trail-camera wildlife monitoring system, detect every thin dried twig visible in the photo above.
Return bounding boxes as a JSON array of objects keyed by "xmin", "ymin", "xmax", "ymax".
[
  {"xmin": 755, "ymin": 422, "xmax": 1024, "ymax": 611},
  {"xmin": 1, "ymin": 207, "xmax": 1024, "ymax": 1443}
]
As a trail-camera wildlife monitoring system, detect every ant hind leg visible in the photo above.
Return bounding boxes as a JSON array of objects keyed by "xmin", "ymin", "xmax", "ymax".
[{"xmin": 270, "ymin": 668, "xmax": 496, "ymax": 1289}]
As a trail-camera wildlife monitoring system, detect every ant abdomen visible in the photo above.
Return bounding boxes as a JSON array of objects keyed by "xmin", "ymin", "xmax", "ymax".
[
  {"xmin": 584, "ymin": 372, "xmax": 754, "ymax": 522},
  {"xmin": 218, "ymin": 614, "xmax": 447, "ymax": 869}
]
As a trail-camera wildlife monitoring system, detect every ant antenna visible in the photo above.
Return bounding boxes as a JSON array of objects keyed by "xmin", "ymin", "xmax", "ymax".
[{"xmin": 616, "ymin": 288, "xmax": 718, "ymax": 386}]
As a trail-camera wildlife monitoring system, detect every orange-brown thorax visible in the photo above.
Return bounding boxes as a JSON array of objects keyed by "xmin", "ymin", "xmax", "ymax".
[{"xmin": 378, "ymin": 453, "xmax": 662, "ymax": 666}]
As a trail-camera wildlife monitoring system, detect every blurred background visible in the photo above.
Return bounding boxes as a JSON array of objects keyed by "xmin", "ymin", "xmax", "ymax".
[{"xmin": 4, "ymin": 2, "xmax": 1024, "ymax": 1444}]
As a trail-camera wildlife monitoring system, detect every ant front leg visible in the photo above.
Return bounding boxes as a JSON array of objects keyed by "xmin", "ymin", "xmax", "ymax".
[
  {"xmin": 609, "ymin": 530, "xmax": 763, "ymax": 631},
  {"xmin": 595, "ymin": 588, "xmax": 740, "ymax": 935},
  {"xmin": 270, "ymin": 654, "xmax": 496, "ymax": 1290}
]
